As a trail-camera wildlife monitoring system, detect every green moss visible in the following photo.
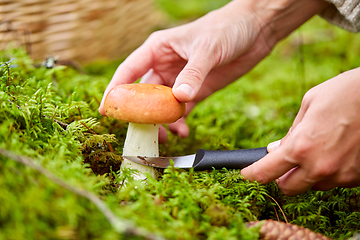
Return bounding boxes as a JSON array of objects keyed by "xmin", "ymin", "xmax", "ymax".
[
  {"xmin": 155, "ymin": 0, "xmax": 230, "ymax": 20},
  {"xmin": 1, "ymin": 15, "xmax": 360, "ymax": 240}
]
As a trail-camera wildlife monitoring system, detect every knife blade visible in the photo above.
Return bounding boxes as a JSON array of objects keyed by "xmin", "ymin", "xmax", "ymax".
[{"xmin": 123, "ymin": 147, "xmax": 268, "ymax": 171}]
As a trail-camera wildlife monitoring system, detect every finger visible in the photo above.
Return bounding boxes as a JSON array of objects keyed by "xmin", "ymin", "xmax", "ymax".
[
  {"xmin": 99, "ymin": 46, "xmax": 154, "ymax": 115},
  {"xmin": 172, "ymin": 52, "xmax": 214, "ymax": 102},
  {"xmin": 168, "ymin": 100, "xmax": 197, "ymax": 138},
  {"xmin": 312, "ymin": 173, "xmax": 360, "ymax": 191},
  {"xmin": 267, "ymin": 140, "xmax": 281, "ymax": 153},
  {"xmin": 240, "ymin": 146, "xmax": 298, "ymax": 185},
  {"xmin": 168, "ymin": 117, "xmax": 189, "ymax": 138},
  {"xmin": 159, "ymin": 125, "xmax": 168, "ymax": 144},
  {"xmin": 140, "ymin": 69, "xmax": 164, "ymax": 85},
  {"xmin": 277, "ymin": 167, "xmax": 315, "ymax": 195}
]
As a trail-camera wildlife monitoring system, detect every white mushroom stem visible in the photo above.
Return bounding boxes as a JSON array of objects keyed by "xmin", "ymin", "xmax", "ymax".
[{"xmin": 122, "ymin": 122, "xmax": 159, "ymax": 179}]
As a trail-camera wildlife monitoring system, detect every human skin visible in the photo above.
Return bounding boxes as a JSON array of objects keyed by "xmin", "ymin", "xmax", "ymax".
[
  {"xmin": 98, "ymin": 0, "xmax": 360, "ymax": 194},
  {"xmin": 241, "ymin": 67, "xmax": 360, "ymax": 195},
  {"xmin": 99, "ymin": 0, "xmax": 329, "ymax": 142}
]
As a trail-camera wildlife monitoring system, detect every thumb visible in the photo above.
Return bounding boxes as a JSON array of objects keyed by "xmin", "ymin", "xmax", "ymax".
[
  {"xmin": 267, "ymin": 140, "xmax": 281, "ymax": 153},
  {"xmin": 172, "ymin": 53, "xmax": 214, "ymax": 102},
  {"xmin": 267, "ymin": 127, "xmax": 293, "ymax": 152}
]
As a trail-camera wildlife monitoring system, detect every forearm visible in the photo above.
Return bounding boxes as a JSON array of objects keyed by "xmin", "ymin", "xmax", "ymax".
[{"xmin": 228, "ymin": 0, "xmax": 330, "ymax": 47}]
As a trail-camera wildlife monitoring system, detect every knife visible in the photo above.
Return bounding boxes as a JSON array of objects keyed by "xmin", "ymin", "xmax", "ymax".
[{"xmin": 123, "ymin": 147, "xmax": 268, "ymax": 171}]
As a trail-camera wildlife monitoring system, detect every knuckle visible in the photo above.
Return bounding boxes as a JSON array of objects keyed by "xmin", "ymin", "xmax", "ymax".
[
  {"xmin": 193, "ymin": 36, "xmax": 220, "ymax": 58},
  {"xmin": 310, "ymin": 165, "xmax": 336, "ymax": 179},
  {"xmin": 305, "ymin": 160, "xmax": 338, "ymax": 183},
  {"xmin": 301, "ymin": 88, "xmax": 315, "ymax": 107},
  {"xmin": 147, "ymin": 30, "xmax": 168, "ymax": 45},
  {"xmin": 288, "ymin": 138, "xmax": 313, "ymax": 161},
  {"xmin": 196, "ymin": 37, "xmax": 214, "ymax": 49},
  {"xmin": 148, "ymin": 30, "xmax": 163, "ymax": 39},
  {"xmin": 181, "ymin": 68, "xmax": 203, "ymax": 83}
]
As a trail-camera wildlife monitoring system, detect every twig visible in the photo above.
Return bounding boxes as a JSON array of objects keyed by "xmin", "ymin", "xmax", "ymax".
[
  {"xmin": 266, "ymin": 195, "xmax": 288, "ymax": 223},
  {"xmin": 77, "ymin": 106, "xmax": 83, "ymax": 119},
  {"xmin": 93, "ymin": 96, "xmax": 100, "ymax": 105},
  {"xmin": 0, "ymin": 148, "xmax": 165, "ymax": 240},
  {"xmin": 80, "ymin": 121, "xmax": 97, "ymax": 134},
  {"xmin": 43, "ymin": 115, "xmax": 69, "ymax": 130},
  {"xmin": 57, "ymin": 59, "xmax": 87, "ymax": 74},
  {"xmin": 271, "ymin": 203, "xmax": 280, "ymax": 221}
]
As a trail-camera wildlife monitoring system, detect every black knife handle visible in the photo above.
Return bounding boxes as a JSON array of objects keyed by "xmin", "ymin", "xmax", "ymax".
[{"xmin": 192, "ymin": 147, "xmax": 268, "ymax": 171}]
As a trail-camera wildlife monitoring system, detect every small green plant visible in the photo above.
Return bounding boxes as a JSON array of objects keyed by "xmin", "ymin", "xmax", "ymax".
[{"xmin": 1, "ymin": 15, "xmax": 360, "ymax": 239}]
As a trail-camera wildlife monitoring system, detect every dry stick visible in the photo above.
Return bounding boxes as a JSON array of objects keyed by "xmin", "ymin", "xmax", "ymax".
[
  {"xmin": 43, "ymin": 115, "xmax": 69, "ymax": 130},
  {"xmin": 80, "ymin": 121, "xmax": 97, "ymax": 135},
  {"xmin": 93, "ymin": 96, "xmax": 100, "ymax": 105},
  {"xmin": 57, "ymin": 59, "xmax": 87, "ymax": 74},
  {"xmin": 266, "ymin": 195, "xmax": 288, "ymax": 223},
  {"xmin": 271, "ymin": 203, "xmax": 280, "ymax": 222},
  {"xmin": 77, "ymin": 106, "xmax": 83, "ymax": 119},
  {"xmin": 0, "ymin": 148, "xmax": 165, "ymax": 240}
]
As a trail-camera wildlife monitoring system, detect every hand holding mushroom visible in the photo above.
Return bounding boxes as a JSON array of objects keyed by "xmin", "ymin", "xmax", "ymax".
[
  {"xmin": 104, "ymin": 83, "xmax": 185, "ymax": 179},
  {"xmin": 99, "ymin": 0, "xmax": 329, "ymax": 141},
  {"xmin": 99, "ymin": 0, "xmax": 326, "ymax": 140},
  {"xmin": 99, "ymin": 0, "xmax": 360, "ymax": 194}
]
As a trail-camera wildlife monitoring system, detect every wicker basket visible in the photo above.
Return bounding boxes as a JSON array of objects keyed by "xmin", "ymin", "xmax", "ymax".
[{"xmin": 0, "ymin": 0, "xmax": 165, "ymax": 62}]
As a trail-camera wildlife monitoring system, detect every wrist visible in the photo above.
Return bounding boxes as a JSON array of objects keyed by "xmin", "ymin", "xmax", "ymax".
[{"xmin": 246, "ymin": 0, "xmax": 330, "ymax": 46}]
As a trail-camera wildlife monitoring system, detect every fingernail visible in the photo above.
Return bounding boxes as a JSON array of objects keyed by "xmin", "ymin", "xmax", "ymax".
[
  {"xmin": 176, "ymin": 84, "xmax": 193, "ymax": 98},
  {"xmin": 267, "ymin": 140, "xmax": 281, "ymax": 152}
]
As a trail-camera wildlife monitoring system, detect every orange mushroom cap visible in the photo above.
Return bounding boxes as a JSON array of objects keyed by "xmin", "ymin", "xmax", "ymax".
[{"xmin": 104, "ymin": 83, "xmax": 186, "ymax": 124}]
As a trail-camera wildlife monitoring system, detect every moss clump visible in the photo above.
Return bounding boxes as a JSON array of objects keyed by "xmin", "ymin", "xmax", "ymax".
[
  {"xmin": 82, "ymin": 134, "xmax": 122, "ymax": 175},
  {"xmin": 1, "ymin": 15, "xmax": 360, "ymax": 239},
  {"xmin": 0, "ymin": 48, "xmax": 260, "ymax": 240}
]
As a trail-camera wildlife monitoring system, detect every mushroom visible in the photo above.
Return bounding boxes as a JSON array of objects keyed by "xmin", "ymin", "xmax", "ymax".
[{"xmin": 104, "ymin": 83, "xmax": 186, "ymax": 179}]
